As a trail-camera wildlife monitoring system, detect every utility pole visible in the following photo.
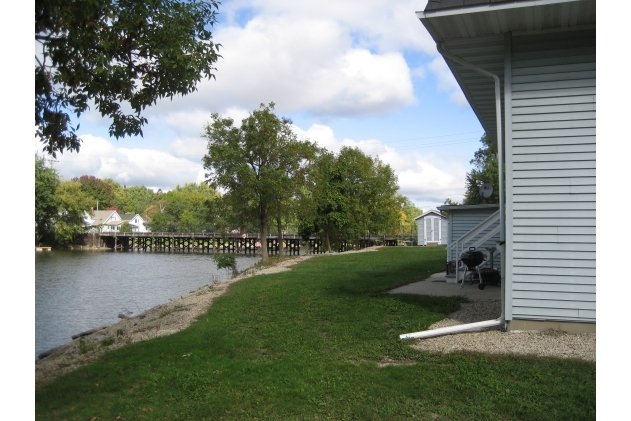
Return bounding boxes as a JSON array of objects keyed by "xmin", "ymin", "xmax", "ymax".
[{"xmin": 45, "ymin": 157, "xmax": 58, "ymax": 169}]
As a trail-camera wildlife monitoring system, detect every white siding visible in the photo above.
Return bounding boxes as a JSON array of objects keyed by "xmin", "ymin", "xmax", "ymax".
[
  {"xmin": 441, "ymin": 218, "xmax": 448, "ymax": 246},
  {"xmin": 509, "ymin": 29, "xmax": 595, "ymax": 323}
]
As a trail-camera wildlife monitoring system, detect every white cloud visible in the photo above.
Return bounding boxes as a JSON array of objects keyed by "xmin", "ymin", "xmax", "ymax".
[
  {"xmin": 142, "ymin": 6, "xmax": 425, "ymax": 120},
  {"xmin": 411, "ymin": 65, "xmax": 427, "ymax": 78},
  {"xmin": 428, "ymin": 57, "xmax": 468, "ymax": 106},
  {"xmin": 221, "ymin": 0, "xmax": 434, "ymax": 54},
  {"xmin": 183, "ymin": 15, "xmax": 417, "ymax": 116},
  {"xmin": 221, "ymin": 107, "xmax": 251, "ymax": 126},
  {"xmin": 162, "ymin": 107, "xmax": 253, "ymax": 159},
  {"xmin": 161, "ymin": 110, "xmax": 210, "ymax": 138},
  {"xmin": 37, "ymin": 134, "xmax": 206, "ymax": 191},
  {"xmin": 168, "ymin": 137, "xmax": 208, "ymax": 161}
]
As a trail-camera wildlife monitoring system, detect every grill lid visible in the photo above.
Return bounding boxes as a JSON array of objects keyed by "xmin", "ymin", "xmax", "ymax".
[{"xmin": 460, "ymin": 247, "xmax": 485, "ymax": 269}]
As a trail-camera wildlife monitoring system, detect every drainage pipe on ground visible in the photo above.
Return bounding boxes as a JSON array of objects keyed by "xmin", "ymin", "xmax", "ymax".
[
  {"xmin": 400, "ymin": 318, "xmax": 504, "ymax": 340},
  {"xmin": 400, "ymin": 42, "xmax": 505, "ymax": 340}
]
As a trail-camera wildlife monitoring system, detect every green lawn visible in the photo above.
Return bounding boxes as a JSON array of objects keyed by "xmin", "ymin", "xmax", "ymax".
[{"xmin": 35, "ymin": 247, "xmax": 596, "ymax": 420}]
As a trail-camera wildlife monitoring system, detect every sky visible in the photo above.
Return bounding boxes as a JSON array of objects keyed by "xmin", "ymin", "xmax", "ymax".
[{"xmin": 33, "ymin": 0, "xmax": 486, "ymax": 213}]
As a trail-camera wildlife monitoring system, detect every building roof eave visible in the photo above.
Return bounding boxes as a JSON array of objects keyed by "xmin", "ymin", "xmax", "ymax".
[
  {"xmin": 416, "ymin": 0, "xmax": 595, "ymax": 147},
  {"xmin": 438, "ymin": 203, "xmax": 500, "ymax": 212}
]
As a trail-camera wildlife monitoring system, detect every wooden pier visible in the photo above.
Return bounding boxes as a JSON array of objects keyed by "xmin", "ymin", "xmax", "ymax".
[{"xmin": 94, "ymin": 232, "xmax": 404, "ymax": 254}]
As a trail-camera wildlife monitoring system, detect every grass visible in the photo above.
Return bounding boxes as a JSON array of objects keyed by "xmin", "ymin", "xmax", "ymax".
[{"xmin": 35, "ymin": 247, "xmax": 595, "ymax": 420}]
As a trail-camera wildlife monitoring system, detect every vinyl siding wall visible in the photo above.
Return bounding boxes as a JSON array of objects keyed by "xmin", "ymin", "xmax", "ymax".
[
  {"xmin": 509, "ymin": 29, "xmax": 595, "ymax": 322},
  {"xmin": 445, "ymin": 206, "xmax": 501, "ymax": 269}
]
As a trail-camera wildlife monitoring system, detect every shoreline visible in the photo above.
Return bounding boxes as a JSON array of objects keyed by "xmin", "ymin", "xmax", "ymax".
[{"xmin": 35, "ymin": 252, "xmax": 334, "ymax": 388}]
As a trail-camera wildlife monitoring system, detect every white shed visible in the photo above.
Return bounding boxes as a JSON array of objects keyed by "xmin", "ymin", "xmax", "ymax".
[{"xmin": 415, "ymin": 210, "xmax": 448, "ymax": 246}]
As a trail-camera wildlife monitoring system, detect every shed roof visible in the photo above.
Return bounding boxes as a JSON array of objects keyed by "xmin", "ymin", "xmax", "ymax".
[
  {"xmin": 417, "ymin": 0, "xmax": 596, "ymax": 146},
  {"xmin": 414, "ymin": 209, "xmax": 446, "ymax": 220},
  {"xmin": 437, "ymin": 203, "xmax": 499, "ymax": 212}
]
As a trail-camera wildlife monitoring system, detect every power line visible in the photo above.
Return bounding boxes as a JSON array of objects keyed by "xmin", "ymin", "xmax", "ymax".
[{"xmin": 381, "ymin": 130, "xmax": 483, "ymax": 145}]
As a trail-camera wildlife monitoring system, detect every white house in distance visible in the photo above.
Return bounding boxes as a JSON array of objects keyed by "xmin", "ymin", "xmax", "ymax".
[
  {"xmin": 84, "ymin": 210, "xmax": 150, "ymax": 233},
  {"xmin": 120, "ymin": 213, "xmax": 150, "ymax": 233},
  {"xmin": 415, "ymin": 210, "xmax": 448, "ymax": 246},
  {"xmin": 84, "ymin": 209, "xmax": 122, "ymax": 233},
  {"xmin": 417, "ymin": 0, "xmax": 595, "ymax": 333}
]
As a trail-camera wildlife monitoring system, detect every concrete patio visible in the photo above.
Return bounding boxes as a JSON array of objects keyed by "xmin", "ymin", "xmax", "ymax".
[{"xmin": 390, "ymin": 272, "xmax": 501, "ymax": 300}]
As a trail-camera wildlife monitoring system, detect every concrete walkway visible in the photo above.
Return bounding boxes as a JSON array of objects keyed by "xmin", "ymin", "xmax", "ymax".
[{"xmin": 390, "ymin": 272, "xmax": 501, "ymax": 300}]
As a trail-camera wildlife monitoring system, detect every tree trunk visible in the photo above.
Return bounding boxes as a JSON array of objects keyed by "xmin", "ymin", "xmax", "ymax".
[
  {"xmin": 260, "ymin": 218, "xmax": 268, "ymax": 261},
  {"xmin": 325, "ymin": 229, "xmax": 332, "ymax": 253},
  {"xmin": 277, "ymin": 216, "xmax": 284, "ymax": 257}
]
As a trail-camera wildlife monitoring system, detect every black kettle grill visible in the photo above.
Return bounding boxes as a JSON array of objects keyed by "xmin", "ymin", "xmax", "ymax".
[
  {"xmin": 459, "ymin": 247, "xmax": 489, "ymax": 290},
  {"xmin": 460, "ymin": 247, "xmax": 485, "ymax": 270}
]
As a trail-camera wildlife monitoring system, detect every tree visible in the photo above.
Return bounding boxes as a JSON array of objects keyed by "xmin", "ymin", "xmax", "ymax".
[
  {"xmin": 463, "ymin": 133, "xmax": 499, "ymax": 204},
  {"xmin": 212, "ymin": 254, "xmax": 238, "ymax": 277},
  {"xmin": 73, "ymin": 175, "xmax": 115, "ymax": 209},
  {"xmin": 54, "ymin": 180, "xmax": 94, "ymax": 244},
  {"xmin": 299, "ymin": 147, "xmax": 400, "ymax": 252},
  {"xmin": 35, "ymin": 155, "xmax": 60, "ymax": 245},
  {"xmin": 397, "ymin": 195, "xmax": 423, "ymax": 237},
  {"xmin": 36, "ymin": 0, "xmax": 221, "ymax": 156},
  {"xmin": 440, "ymin": 197, "xmax": 459, "ymax": 216},
  {"xmin": 202, "ymin": 103, "xmax": 318, "ymax": 261},
  {"xmin": 109, "ymin": 183, "xmax": 157, "ymax": 215},
  {"xmin": 145, "ymin": 182, "xmax": 220, "ymax": 232},
  {"xmin": 120, "ymin": 221, "xmax": 132, "ymax": 233}
]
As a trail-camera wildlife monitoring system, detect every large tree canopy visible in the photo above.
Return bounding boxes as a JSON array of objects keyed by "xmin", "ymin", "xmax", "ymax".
[
  {"xmin": 146, "ymin": 183, "xmax": 220, "ymax": 232},
  {"xmin": 202, "ymin": 103, "xmax": 318, "ymax": 261},
  {"xmin": 35, "ymin": 0, "xmax": 221, "ymax": 156},
  {"xmin": 298, "ymin": 147, "xmax": 400, "ymax": 252}
]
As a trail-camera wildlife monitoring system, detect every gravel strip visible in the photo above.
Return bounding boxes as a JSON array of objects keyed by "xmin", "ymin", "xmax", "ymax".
[{"xmin": 410, "ymin": 299, "xmax": 595, "ymax": 361}]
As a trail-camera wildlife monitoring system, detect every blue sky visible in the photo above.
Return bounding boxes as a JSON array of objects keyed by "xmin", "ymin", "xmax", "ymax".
[{"xmin": 33, "ymin": 0, "xmax": 488, "ymax": 212}]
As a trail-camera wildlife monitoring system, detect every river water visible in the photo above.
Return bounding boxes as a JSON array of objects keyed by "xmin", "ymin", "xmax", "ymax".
[{"xmin": 35, "ymin": 250, "xmax": 260, "ymax": 360}]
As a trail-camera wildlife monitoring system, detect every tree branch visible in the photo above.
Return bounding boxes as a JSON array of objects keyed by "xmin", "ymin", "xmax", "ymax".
[{"xmin": 35, "ymin": 34, "xmax": 64, "ymax": 41}]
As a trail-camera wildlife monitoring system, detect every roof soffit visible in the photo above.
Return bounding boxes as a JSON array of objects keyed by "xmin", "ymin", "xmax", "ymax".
[
  {"xmin": 417, "ymin": 0, "xmax": 595, "ymax": 146},
  {"xmin": 419, "ymin": 0, "xmax": 596, "ymax": 43}
]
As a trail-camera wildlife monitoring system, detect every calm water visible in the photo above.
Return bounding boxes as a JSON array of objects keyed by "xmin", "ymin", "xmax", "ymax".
[{"xmin": 35, "ymin": 250, "xmax": 260, "ymax": 359}]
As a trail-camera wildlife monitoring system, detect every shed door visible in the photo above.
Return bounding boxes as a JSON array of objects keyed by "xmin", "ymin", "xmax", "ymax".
[{"xmin": 426, "ymin": 218, "xmax": 437, "ymax": 242}]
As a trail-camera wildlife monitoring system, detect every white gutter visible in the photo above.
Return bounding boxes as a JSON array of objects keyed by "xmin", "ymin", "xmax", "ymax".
[
  {"xmin": 416, "ymin": 0, "xmax": 584, "ymax": 19},
  {"xmin": 400, "ymin": 42, "xmax": 506, "ymax": 340}
]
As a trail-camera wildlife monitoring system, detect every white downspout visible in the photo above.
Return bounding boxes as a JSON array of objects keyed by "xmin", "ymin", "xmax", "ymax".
[{"xmin": 400, "ymin": 42, "xmax": 506, "ymax": 340}]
